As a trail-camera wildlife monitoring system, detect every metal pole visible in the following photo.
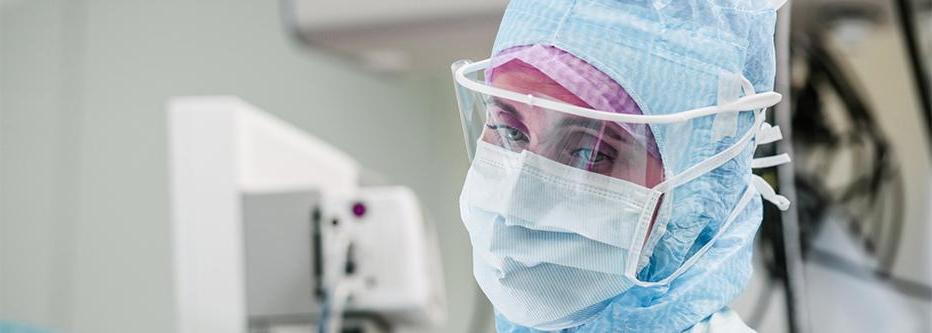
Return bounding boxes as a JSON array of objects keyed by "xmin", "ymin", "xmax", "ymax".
[
  {"xmin": 892, "ymin": 0, "xmax": 932, "ymax": 155},
  {"xmin": 774, "ymin": 2, "xmax": 811, "ymax": 333}
]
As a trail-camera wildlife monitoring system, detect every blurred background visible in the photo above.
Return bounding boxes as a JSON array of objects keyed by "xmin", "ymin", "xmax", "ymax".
[{"xmin": 0, "ymin": 0, "xmax": 929, "ymax": 332}]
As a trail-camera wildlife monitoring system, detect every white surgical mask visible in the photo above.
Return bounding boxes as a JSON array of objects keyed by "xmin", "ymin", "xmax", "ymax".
[{"xmin": 461, "ymin": 140, "xmax": 658, "ymax": 328}]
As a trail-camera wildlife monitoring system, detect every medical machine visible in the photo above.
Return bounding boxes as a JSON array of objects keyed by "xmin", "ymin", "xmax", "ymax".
[
  {"xmin": 283, "ymin": 0, "xmax": 506, "ymax": 73},
  {"xmin": 167, "ymin": 96, "xmax": 446, "ymax": 333}
]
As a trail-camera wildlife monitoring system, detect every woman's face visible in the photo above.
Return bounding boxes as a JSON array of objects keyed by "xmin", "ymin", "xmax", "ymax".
[{"xmin": 482, "ymin": 61, "xmax": 665, "ymax": 187}]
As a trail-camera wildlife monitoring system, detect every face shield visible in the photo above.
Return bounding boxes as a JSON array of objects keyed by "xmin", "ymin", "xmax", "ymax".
[
  {"xmin": 452, "ymin": 58, "xmax": 781, "ymax": 190},
  {"xmin": 453, "ymin": 59, "xmax": 663, "ymax": 187}
]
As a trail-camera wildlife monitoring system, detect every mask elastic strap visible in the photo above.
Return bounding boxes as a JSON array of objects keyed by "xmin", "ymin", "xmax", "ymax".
[
  {"xmin": 750, "ymin": 120, "xmax": 792, "ymax": 210},
  {"xmin": 752, "ymin": 154, "xmax": 791, "ymax": 169},
  {"xmin": 751, "ymin": 174, "xmax": 791, "ymax": 210},
  {"xmin": 757, "ymin": 122, "xmax": 783, "ymax": 144}
]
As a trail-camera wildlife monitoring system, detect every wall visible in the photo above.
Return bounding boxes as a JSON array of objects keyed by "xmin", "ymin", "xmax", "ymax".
[
  {"xmin": 0, "ymin": 0, "xmax": 484, "ymax": 332},
  {"xmin": 1, "ymin": 1, "xmax": 77, "ymax": 329}
]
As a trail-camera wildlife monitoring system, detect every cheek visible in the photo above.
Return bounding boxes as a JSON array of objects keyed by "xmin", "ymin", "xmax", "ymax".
[
  {"xmin": 643, "ymin": 194, "xmax": 665, "ymax": 245},
  {"xmin": 645, "ymin": 155, "xmax": 665, "ymax": 188},
  {"xmin": 480, "ymin": 127, "xmax": 497, "ymax": 144}
]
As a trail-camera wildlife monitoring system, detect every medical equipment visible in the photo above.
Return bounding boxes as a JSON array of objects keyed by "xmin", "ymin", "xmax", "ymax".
[
  {"xmin": 283, "ymin": 0, "xmax": 506, "ymax": 73},
  {"xmin": 167, "ymin": 96, "xmax": 445, "ymax": 333},
  {"xmin": 748, "ymin": 1, "xmax": 932, "ymax": 331},
  {"xmin": 768, "ymin": 2, "xmax": 811, "ymax": 332}
]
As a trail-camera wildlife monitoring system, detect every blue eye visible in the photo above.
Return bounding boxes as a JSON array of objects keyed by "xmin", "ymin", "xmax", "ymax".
[
  {"xmin": 487, "ymin": 124, "xmax": 529, "ymax": 142},
  {"xmin": 571, "ymin": 148, "xmax": 610, "ymax": 163}
]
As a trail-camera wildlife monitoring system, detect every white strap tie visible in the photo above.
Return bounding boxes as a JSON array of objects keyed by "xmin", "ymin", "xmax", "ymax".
[
  {"xmin": 751, "ymin": 174, "xmax": 791, "ymax": 210},
  {"xmin": 752, "ymin": 153, "xmax": 791, "ymax": 169},
  {"xmin": 757, "ymin": 123, "xmax": 783, "ymax": 145}
]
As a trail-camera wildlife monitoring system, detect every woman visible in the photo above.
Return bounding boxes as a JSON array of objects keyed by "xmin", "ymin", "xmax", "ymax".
[{"xmin": 451, "ymin": 1, "xmax": 789, "ymax": 332}]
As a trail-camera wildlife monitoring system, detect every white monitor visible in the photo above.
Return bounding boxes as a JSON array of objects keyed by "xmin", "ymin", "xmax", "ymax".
[{"xmin": 167, "ymin": 96, "xmax": 444, "ymax": 333}]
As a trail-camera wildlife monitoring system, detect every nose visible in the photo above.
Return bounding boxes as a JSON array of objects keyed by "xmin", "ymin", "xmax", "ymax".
[{"xmin": 525, "ymin": 140, "xmax": 563, "ymax": 162}]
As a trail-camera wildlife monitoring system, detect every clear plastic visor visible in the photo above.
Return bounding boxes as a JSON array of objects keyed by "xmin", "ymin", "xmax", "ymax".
[{"xmin": 453, "ymin": 59, "xmax": 664, "ymax": 187}]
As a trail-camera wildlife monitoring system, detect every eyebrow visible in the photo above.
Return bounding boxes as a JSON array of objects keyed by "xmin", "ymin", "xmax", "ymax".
[
  {"xmin": 556, "ymin": 118, "xmax": 629, "ymax": 143},
  {"xmin": 492, "ymin": 98, "xmax": 521, "ymax": 120}
]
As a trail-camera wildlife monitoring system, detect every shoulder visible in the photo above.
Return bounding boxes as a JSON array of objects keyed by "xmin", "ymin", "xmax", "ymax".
[{"xmin": 684, "ymin": 308, "xmax": 756, "ymax": 333}]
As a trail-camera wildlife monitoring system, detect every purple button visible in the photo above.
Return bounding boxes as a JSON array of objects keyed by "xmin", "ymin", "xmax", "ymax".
[{"xmin": 351, "ymin": 202, "xmax": 367, "ymax": 218}]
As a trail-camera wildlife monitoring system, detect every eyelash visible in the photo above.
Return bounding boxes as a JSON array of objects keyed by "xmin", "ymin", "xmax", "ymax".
[
  {"xmin": 571, "ymin": 148, "xmax": 614, "ymax": 164},
  {"xmin": 487, "ymin": 124, "xmax": 529, "ymax": 142}
]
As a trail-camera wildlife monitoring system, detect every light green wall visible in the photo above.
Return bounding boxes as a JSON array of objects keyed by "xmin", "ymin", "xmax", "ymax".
[
  {"xmin": 1, "ymin": 1, "xmax": 76, "ymax": 329},
  {"xmin": 0, "ymin": 0, "xmax": 485, "ymax": 332}
]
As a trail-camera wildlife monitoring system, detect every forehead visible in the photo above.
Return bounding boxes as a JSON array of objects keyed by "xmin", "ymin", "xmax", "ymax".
[{"xmin": 489, "ymin": 60, "xmax": 590, "ymax": 109}]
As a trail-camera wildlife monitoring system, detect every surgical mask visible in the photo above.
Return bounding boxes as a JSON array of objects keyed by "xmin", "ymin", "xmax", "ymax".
[
  {"xmin": 453, "ymin": 58, "xmax": 791, "ymax": 330},
  {"xmin": 461, "ymin": 141, "xmax": 659, "ymax": 328}
]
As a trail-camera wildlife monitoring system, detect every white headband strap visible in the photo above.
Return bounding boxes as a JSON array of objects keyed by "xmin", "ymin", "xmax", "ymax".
[{"xmin": 454, "ymin": 58, "xmax": 783, "ymax": 124}]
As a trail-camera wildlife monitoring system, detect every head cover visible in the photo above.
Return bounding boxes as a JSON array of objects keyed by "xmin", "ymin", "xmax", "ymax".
[{"xmin": 453, "ymin": 0, "xmax": 789, "ymax": 332}]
